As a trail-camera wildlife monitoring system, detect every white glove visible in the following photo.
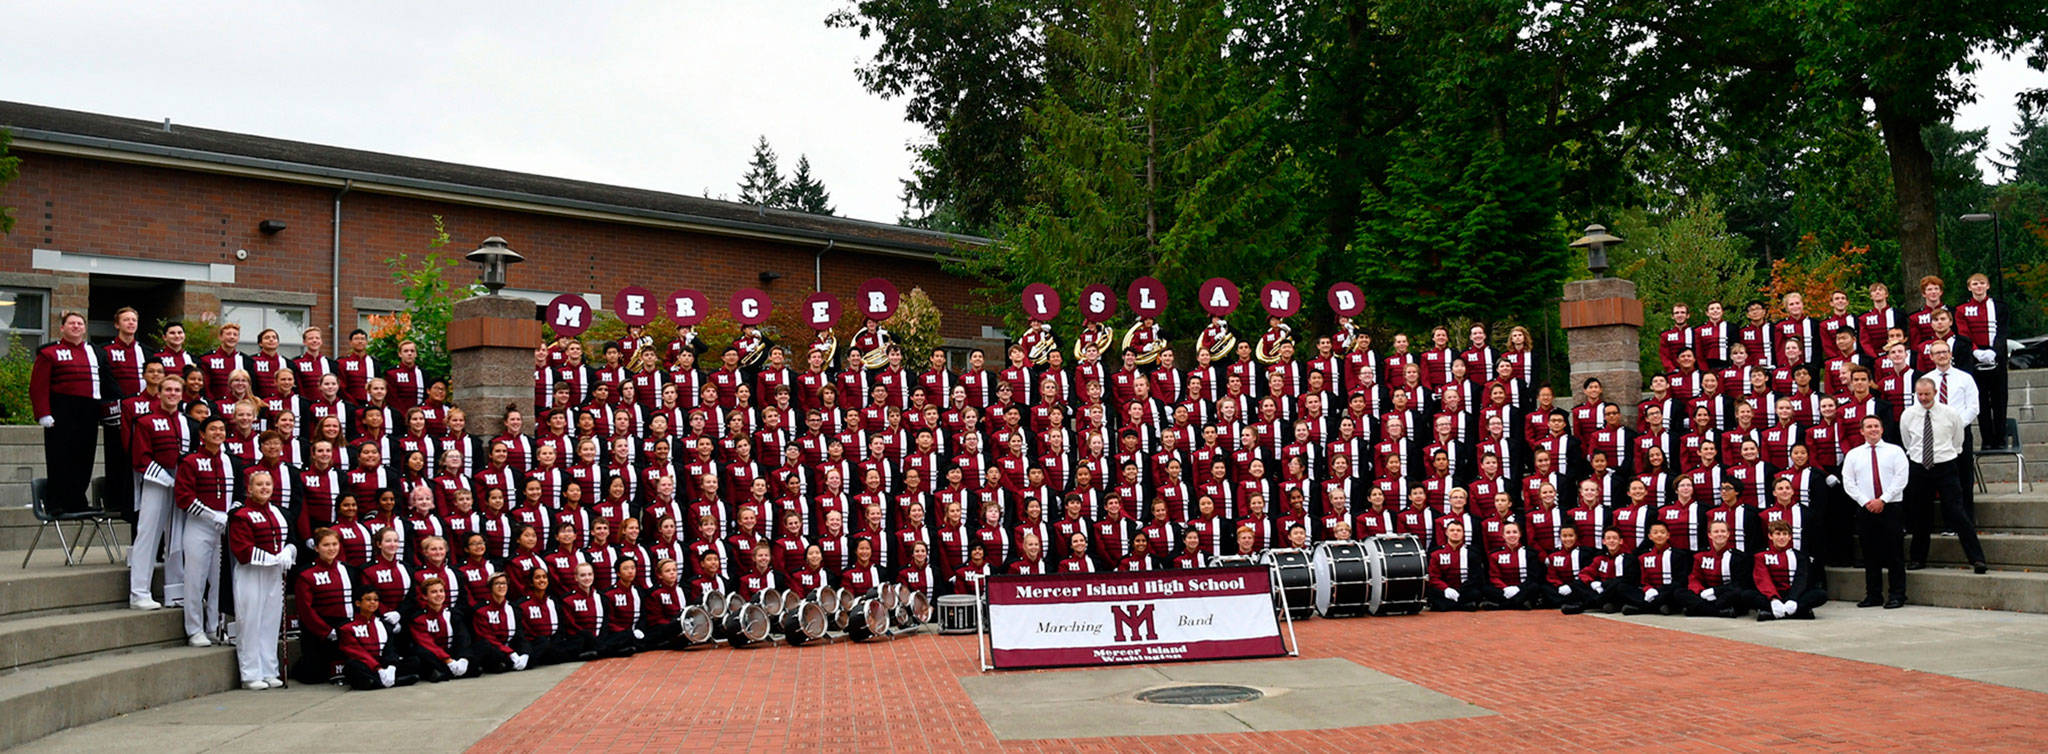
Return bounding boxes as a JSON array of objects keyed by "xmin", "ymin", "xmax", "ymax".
[
  {"xmin": 1825, "ymin": 475, "xmax": 1841, "ymax": 488},
  {"xmin": 145, "ymin": 463, "xmax": 175, "ymax": 488},
  {"xmin": 1772, "ymin": 600, "xmax": 1792, "ymax": 618},
  {"xmin": 209, "ymin": 509, "xmax": 229, "ymax": 532},
  {"xmin": 1973, "ymin": 348, "xmax": 1996, "ymax": 364},
  {"xmin": 1591, "ymin": 581, "xmax": 1605, "ymax": 594},
  {"xmin": 279, "ymin": 544, "xmax": 298, "ymax": 564},
  {"xmin": 1443, "ymin": 587, "xmax": 1460, "ymax": 602},
  {"xmin": 1644, "ymin": 588, "xmax": 1660, "ymax": 603},
  {"xmin": 1700, "ymin": 588, "xmax": 1716, "ymax": 602},
  {"xmin": 250, "ymin": 550, "xmax": 277, "ymax": 567},
  {"xmin": 37, "ymin": 416, "xmax": 54, "ymax": 429},
  {"xmin": 632, "ymin": 629, "xmax": 645, "ymax": 640},
  {"xmin": 381, "ymin": 611, "xmax": 401, "ymax": 627},
  {"xmin": 325, "ymin": 629, "xmax": 339, "ymax": 641},
  {"xmin": 447, "ymin": 658, "xmax": 469, "ymax": 676},
  {"xmin": 377, "ymin": 665, "xmax": 396, "ymax": 688},
  {"xmin": 510, "ymin": 652, "xmax": 529, "ymax": 671},
  {"xmin": 1557, "ymin": 585, "xmax": 1573, "ymax": 596}
]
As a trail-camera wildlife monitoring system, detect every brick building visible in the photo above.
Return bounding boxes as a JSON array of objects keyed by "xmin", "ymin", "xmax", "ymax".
[{"xmin": 0, "ymin": 101, "xmax": 998, "ymax": 359}]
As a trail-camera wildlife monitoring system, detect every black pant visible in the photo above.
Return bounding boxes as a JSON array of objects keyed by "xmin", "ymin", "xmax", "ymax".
[
  {"xmin": 1537, "ymin": 583, "xmax": 1587, "ymax": 611},
  {"xmin": 1623, "ymin": 584, "xmax": 1677, "ymax": 613},
  {"xmin": 1980, "ymin": 362, "xmax": 2008, "ymax": 449},
  {"xmin": 1825, "ymin": 481, "xmax": 1859, "ymax": 566},
  {"xmin": 1960, "ymin": 425, "xmax": 1977, "ymax": 518},
  {"xmin": 1907, "ymin": 461, "xmax": 1987, "ymax": 564},
  {"xmin": 1426, "ymin": 586, "xmax": 1478, "ymax": 611},
  {"xmin": 1672, "ymin": 587, "xmax": 1744, "ymax": 616},
  {"xmin": 1743, "ymin": 586, "xmax": 1827, "ymax": 617},
  {"xmin": 1482, "ymin": 585, "xmax": 1535, "ymax": 610},
  {"xmin": 470, "ymin": 642, "xmax": 516, "ymax": 673},
  {"xmin": 1589, "ymin": 578, "xmax": 1630, "ymax": 611},
  {"xmin": 291, "ymin": 630, "xmax": 342, "ymax": 684},
  {"xmin": 100, "ymin": 423, "xmax": 134, "ymax": 521},
  {"xmin": 343, "ymin": 658, "xmax": 419, "ymax": 690},
  {"xmin": 44, "ymin": 394, "xmax": 101, "ymax": 514},
  {"xmin": 1856, "ymin": 500, "xmax": 1907, "ymax": 600},
  {"xmin": 598, "ymin": 628, "xmax": 642, "ymax": 657}
]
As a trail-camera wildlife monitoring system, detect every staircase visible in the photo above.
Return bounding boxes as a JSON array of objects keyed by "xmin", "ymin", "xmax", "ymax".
[
  {"xmin": 0, "ymin": 515, "xmax": 238, "ymax": 751},
  {"xmin": 1824, "ymin": 368, "xmax": 2048, "ymax": 613}
]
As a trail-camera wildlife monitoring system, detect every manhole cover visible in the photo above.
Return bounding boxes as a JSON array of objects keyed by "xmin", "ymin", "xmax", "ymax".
[{"xmin": 1136, "ymin": 684, "xmax": 1264, "ymax": 705}]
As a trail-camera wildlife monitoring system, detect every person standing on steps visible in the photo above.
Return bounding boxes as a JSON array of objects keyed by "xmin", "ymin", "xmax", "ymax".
[
  {"xmin": 1900, "ymin": 376, "xmax": 1989, "ymax": 575},
  {"xmin": 1842, "ymin": 416, "xmax": 1910, "ymax": 609}
]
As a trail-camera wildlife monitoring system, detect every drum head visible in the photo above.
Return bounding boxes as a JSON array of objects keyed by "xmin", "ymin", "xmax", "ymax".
[
  {"xmin": 758, "ymin": 589, "xmax": 786, "ymax": 614},
  {"xmin": 788, "ymin": 601, "xmax": 827, "ymax": 639},
  {"xmin": 814, "ymin": 586, "xmax": 841, "ymax": 613},
  {"xmin": 904, "ymin": 591, "xmax": 932, "ymax": 624},
  {"xmin": 1312, "ymin": 546, "xmax": 1336, "ymax": 615},
  {"xmin": 862, "ymin": 598, "xmax": 888, "ymax": 630},
  {"xmin": 737, "ymin": 604, "xmax": 771, "ymax": 642},
  {"xmin": 703, "ymin": 590, "xmax": 728, "ymax": 616},
  {"xmin": 680, "ymin": 605, "xmax": 713, "ymax": 644},
  {"xmin": 876, "ymin": 586, "xmax": 900, "ymax": 611}
]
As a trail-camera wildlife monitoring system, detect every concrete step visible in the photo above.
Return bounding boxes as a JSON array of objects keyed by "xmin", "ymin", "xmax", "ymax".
[
  {"xmin": 0, "ymin": 645, "xmax": 237, "ymax": 750},
  {"xmin": 1975, "ymin": 496, "xmax": 2048, "ymax": 532},
  {"xmin": 0, "ymin": 607, "xmax": 187, "ymax": 671},
  {"xmin": 0, "ymin": 550, "xmax": 149, "ymax": 619},
  {"xmin": 1826, "ymin": 565, "xmax": 2048, "ymax": 613},
  {"xmin": 0, "ymin": 505, "xmax": 129, "ymax": 553},
  {"xmin": 1920, "ymin": 532, "xmax": 2048, "ymax": 569},
  {"xmin": 2003, "ymin": 369, "xmax": 2048, "ymax": 389}
]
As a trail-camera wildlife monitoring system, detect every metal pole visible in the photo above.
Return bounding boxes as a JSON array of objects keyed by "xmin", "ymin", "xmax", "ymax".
[{"xmin": 1993, "ymin": 213, "xmax": 2004, "ymax": 299}]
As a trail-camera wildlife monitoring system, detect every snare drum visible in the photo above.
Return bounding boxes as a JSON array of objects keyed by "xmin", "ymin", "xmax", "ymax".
[
  {"xmin": 1361, "ymin": 534, "xmax": 1428, "ymax": 616},
  {"xmin": 1311, "ymin": 541, "xmax": 1372, "ymax": 618},
  {"xmin": 757, "ymin": 588, "xmax": 787, "ymax": 616},
  {"xmin": 1255, "ymin": 548, "xmax": 1316, "ymax": 620},
  {"xmin": 722, "ymin": 603, "xmax": 771, "ymax": 647},
  {"xmin": 1209, "ymin": 555, "xmax": 1255, "ymax": 568},
  {"xmin": 894, "ymin": 590, "xmax": 932, "ymax": 629},
  {"xmin": 811, "ymin": 586, "xmax": 841, "ymax": 614},
  {"xmin": 778, "ymin": 601, "xmax": 828, "ymax": 645},
  {"xmin": 845, "ymin": 597, "xmax": 888, "ymax": 641},
  {"xmin": 936, "ymin": 594, "xmax": 980, "ymax": 634},
  {"xmin": 679, "ymin": 605, "xmax": 714, "ymax": 646}
]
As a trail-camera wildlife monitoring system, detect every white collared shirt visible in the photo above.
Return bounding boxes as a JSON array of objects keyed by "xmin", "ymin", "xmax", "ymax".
[
  {"xmin": 1929, "ymin": 366, "xmax": 1980, "ymax": 426},
  {"xmin": 1900, "ymin": 400, "xmax": 1966, "ymax": 466},
  {"xmin": 1842, "ymin": 441, "xmax": 1908, "ymax": 504}
]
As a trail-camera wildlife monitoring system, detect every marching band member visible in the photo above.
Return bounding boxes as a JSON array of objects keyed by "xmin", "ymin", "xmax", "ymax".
[{"xmin": 227, "ymin": 470, "xmax": 292, "ymax": 690}]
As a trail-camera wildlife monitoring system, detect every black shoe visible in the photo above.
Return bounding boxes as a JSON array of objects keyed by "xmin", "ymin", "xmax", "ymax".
[
  {"xmin": 1857, "ymin": 597, "xmax": 1883, "ymax": 608},
  {"xmin": 1756, "ymin": 612, "xmax": 1775, "ymax": 622},
  {"xmin": 1906, "ymin": 562, "xmax": 1927, "ymax": 571},
  {"xmin": 1621, "ymin": 606, "xmax": 1644, "ymax": 616},
  {"xmin": 1718, "ymin": 607, "xmax": 1740, "ymax": 619},
  {"xmin": 1560, "ymin": 605, "xmax": 1586, "ymax": 615},
  {"xmin": 1974, "ymin": 562, "xmax": 1990, "ymax": 574},
  {"xmin": 1602, "ymin": 603, "xmax": 1622, "ymax": 614},
  {"xmin": 1884, "ymin": 597, "xmax": 1905, "ymax": 609}
]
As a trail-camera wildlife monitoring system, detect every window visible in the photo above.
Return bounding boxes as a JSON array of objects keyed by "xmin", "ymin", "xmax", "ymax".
[
  {"xmin": 358, "ymin": 310, "xmax": 395, "ymax": 336},
  {"xmin": 220, "ymin": 302, "xmax": 309, "ymax": 354},
  {"xmin": 0, "ymin": 288, "xmax": 49, "ymax": 357}
]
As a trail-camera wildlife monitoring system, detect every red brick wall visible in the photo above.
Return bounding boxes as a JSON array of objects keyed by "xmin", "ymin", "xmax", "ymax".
[{"xmin": 0, "ymin": 152, "xmax": 992, "ymax": 339}]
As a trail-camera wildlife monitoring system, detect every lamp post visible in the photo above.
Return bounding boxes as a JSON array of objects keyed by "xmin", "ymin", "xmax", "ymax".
[
  {"xmin": 1570, "ymin": 224, "xmax": 1625, "ymax": 278},
  {"xmin": 1960, "ymin": 213, "xmax": 2002, "ymax": 297},
  {"xmin": 465, "ymin": 236, "xmax": 523, "ymax": 295}
]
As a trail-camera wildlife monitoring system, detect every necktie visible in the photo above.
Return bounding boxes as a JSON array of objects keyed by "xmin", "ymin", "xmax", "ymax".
[
  {"xmin": 1940, "ymin": 371, "xmax": 1950, "ymax": 403},
  {"xmin": 1870, "ymin": 446, "xmax": 1883, "ymax": 498},
  {"xmin": 1921, "ymin": 407, "xmax": 1935, "ymax": 470}
]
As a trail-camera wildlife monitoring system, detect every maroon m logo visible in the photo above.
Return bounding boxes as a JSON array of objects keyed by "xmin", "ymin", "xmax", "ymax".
[{"xmin": 1110, "ymin": 603, "xmax": 1158, "ymax": 642}]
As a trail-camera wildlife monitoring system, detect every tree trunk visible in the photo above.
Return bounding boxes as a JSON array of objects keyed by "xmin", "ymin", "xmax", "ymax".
[{"xmin": 1874, "ymin": 97, "xmax": 1940, "ymax": 289}]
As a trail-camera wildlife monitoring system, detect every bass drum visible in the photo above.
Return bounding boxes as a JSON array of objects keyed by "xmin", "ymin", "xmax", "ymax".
[
  {"xmin": 1361, "ymin": 534, "xmax": 1428, "ymax": 616},
  {"xmin": 1254, "ymin": 548, "xmax": 1315, "ymax": 620},
  {"xmin": 1311, "ymin": 541, "xmax": 1372, "ymax": 618}
]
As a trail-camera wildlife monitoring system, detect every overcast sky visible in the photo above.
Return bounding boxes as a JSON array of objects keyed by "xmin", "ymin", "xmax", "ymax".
[{"xmin": 0, "ymin": 1, "xmax": 2040, "ymax": 226}]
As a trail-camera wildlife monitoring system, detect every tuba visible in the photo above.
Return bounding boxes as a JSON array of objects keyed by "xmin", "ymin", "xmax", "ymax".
[
  {"xmin": 859, "ymin": 328, "xmax": 892, "ymax": 369},
  {"xmin": 1122, "ymin": 319, "xmax": 1165, "ymax": 366},
  {"xmin": 810, "ymin": 331, "xmax": 839, "ymax": 368},
  {"xmin": 1254, "ymin": 321, "xmax": 1294, "ymax": 364},
  {"xmin": 1025, "ymin": 321, "xmax": 1056, "ymax": 364},
  {"xmin": 1197, "ymin": 318, "xmax": 1238, "ymax": 364},
  {"xmin": 735, "ymin": 327, "xmax": 771, "ymax": 369},
  {"xmin": 1073, "ymin": 321, "xmax": 1113, "ymax": 361}
]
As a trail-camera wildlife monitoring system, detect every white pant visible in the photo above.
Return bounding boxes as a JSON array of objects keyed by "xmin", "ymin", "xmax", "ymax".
[
  {"xmin": 129, "ymin": 476, "xmax": 186, "ymax": 604},
  {"xmin": 232, "ymin": 561, "xmax": 285, "ymax": 682},
  {"xmin": 181, "ymin": 511, "xmax": 223, "ymax": 638}
]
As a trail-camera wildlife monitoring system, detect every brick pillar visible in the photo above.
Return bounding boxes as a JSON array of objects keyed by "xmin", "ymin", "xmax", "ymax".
[
  {"xmin": 447, "ymin": 294, "xmax": 542, "ymax": 438},
  {"xmin": 1559, "ymin": 278, "xmax": 1644, "ymax": 421}
]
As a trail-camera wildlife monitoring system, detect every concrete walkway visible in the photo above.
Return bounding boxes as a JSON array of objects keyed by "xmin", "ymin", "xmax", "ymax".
[
  {"xmin": 1597, "ymin": 603, "xmax": 2048, "ymax": 695},
  {"xmin": 13, "ymin": 663, "xmax": 579, "ymax": 753}
]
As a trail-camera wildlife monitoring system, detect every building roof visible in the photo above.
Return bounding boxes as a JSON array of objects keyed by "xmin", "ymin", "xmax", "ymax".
[{"xmin": 0, "ymin": 100, "xmax": 986, "ymax": 259}]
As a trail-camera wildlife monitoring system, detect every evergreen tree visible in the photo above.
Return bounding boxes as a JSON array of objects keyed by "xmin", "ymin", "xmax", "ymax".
[
  {"xmin": 737, "ymin": 136, "xmax": 785, "ymax": 206},
  {"xmin": 779, "ymin": 156, "xmax": 836, "ymax": 215},
  {"xmin": 1997, "ymin": 110, "xmax": 2048, "ymax": 186}
]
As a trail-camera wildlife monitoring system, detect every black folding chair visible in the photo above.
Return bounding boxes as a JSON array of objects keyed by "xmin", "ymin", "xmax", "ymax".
[
  {"xmin": 19, "ymin": 476, "xmax": 124, "ymax": 568},
  {"xmin": 1976, "ymin": 417, "xmax": 2026, "ymax": 494}
]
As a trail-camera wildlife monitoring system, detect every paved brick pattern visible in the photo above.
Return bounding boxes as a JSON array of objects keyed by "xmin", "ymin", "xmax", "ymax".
[{"xmin": 475, "ymin": 612, "xmax": 2048, "ymax": 752}]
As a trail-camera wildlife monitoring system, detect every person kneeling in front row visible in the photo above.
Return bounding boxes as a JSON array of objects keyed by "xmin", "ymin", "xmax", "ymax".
[
  {"xmin": 1745, "ymin": 520, "xmax": 1827, "ymax": 621},
  {"xmin": 1426, "ymin": 520, "xmax": 1484, "ymax": 612},
  {"xmin": 1673, "ymin": 521, "xmax": 1748, "ymax": 618},
  {"xmin": 339, "ymin": 590, "xmax": 418, "ymax": 690}
]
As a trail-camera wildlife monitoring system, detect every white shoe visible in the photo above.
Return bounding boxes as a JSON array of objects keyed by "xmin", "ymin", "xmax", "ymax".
[
  {"xmin": 243, "ymin": 680, "xmax": 271, "ymax": 691},
  {"xmin": 129, "ymin": 598, "xmax": 161, "ymax": 611},
  {"xmin": 262, "ymin": 677, "xmax": 282, "ymax": 688},
  {"xmin": 188, "ymin": 634, "xmax": 213, "ymax": 648}
]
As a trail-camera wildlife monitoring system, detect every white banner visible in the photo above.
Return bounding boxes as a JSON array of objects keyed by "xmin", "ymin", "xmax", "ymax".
[{"xmin": 984, "ymin": 567, "xmax": 1286, "ymax": 669}]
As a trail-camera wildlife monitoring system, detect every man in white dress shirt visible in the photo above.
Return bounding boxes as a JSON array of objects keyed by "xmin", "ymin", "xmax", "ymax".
[
  {"xmin": 1841, "ymin": 416, "xmax": 1908, "ymax": 608},
  {"xmin": 1922, "ymin": 341, "xmax": 1981, "ymax": 518},
  {"xmin": 1900, "ymin": 377, "xmax": 1989, "ymax": 574}
]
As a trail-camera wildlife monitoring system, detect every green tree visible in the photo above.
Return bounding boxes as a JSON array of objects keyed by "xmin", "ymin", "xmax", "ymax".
[
  {"xmin": 367, "ymin": 216, "xmax": 478, "ymax": 380},
  {"xmin": 827, "ymin": 0, "xmax": 1057, "ymax": 234},
  {"xmin": 738, "ymin": 136, "xmax": 785, "ymax": 206},
  {"xmin": 779, "ymin": 155, "xmax": 836, "ymax": 215},
  {"xmin": 0, "ymin": 129, "xmax": 19, "ymax": 234},
  {"xmin": 1996, "ymin": 109, "xmax": 2048, "ymax": 185},
  {"xmin": 1606, "ymin": 198, "xmax": 1761, "ymax": 372}
]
